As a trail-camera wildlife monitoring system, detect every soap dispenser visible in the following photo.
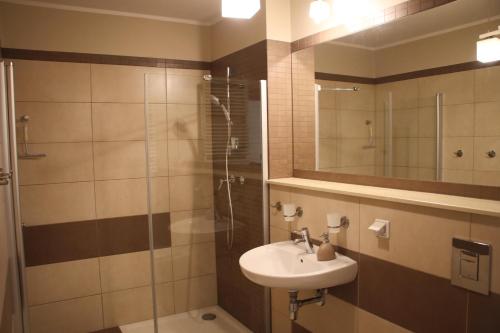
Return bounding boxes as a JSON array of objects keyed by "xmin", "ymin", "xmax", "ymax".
[{"xmin": 317, "ymin": 233, "xmax": 336, "ymax": 261}]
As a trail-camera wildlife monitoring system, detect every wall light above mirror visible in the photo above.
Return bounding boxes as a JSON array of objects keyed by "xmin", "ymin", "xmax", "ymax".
[{"xmin": 292, "ymin": 0, "xmax": 500, "ymax": 194}]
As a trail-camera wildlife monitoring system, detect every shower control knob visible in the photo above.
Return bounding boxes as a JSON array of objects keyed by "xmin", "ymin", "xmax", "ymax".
[
  {"xmin": 487, "ymin": 150, "xmax": 496, "ymax": 158},
  {"xmin": 454, "ymin": 149, "xmax": 463, "ymax": 158}
]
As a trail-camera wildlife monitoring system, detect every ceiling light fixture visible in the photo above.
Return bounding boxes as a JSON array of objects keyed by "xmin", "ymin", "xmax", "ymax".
[
  {"xmin": 309, "ymin": 0, "xmax": 330, "ymax": 24},
  {"xmin": 477, "ymin": 26, "xmax": 500, "ymax": 63},
  {"xmin": 222, "ymin": 0, "xmax": 261, "ymax": 19}
]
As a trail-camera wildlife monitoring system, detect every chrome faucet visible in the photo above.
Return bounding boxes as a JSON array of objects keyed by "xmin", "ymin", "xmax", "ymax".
[{"xmin": 293, "ymin": 227, "xmax": 314, "ymax": 254}]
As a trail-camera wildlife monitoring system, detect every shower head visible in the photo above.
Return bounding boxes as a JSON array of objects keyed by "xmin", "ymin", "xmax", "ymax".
[{"xmin": 210, "ymin": 95, "xmax": 231, "ymax": 122}]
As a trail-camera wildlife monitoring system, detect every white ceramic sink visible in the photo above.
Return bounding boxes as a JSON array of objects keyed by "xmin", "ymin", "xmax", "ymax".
[{"xmin": 239, "ymin": 241, "xmax": 358, "ymax": 290}]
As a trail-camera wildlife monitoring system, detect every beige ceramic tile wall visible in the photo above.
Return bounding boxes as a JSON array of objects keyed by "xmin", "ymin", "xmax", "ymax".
[
  {"xmin": 373, "ymin": 66, "xmax": 500, "ymax": 184},
  {"xmin": 269, "ymin": 183, "xmax": 499, "ymax": 332},
  {"xmin": 317, "ymin": 80, "xmax": 376, "ymax": 176},
  {"xmin": 14, "ymin": 60, "xmax": 216, "ymax": 331}
]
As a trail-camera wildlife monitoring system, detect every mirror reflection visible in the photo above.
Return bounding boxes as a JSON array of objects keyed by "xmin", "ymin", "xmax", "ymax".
[{"xmin": 312, "ymin": 0, "xmax": 500, "ymax": 186}]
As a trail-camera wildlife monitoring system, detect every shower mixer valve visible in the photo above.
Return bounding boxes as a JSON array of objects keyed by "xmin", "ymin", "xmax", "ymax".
[{"xmin": 217, "ymin": 174, "xmax": 245, "ymax": 190}]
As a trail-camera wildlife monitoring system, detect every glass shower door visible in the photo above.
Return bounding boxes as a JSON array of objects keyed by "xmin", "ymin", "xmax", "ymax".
[{"xmin": 0, "ymin": 61, "xmax": 26, "ymax": 333}]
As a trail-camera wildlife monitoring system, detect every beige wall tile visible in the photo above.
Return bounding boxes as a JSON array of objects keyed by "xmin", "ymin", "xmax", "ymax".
[
  {"xmin": 319, "ymin": 139, "xmax": 337, "ymax": 170},
  {"xmin": 475, "ymin": 66, "xmax": 500, "ymax": 103},
  {"xmin": 18, "ymin": 143, "xmax": 94, "ymax": 185},
  {"xmin": 474, "ymin": 137, "xmax": 500, "ymax": 171},
  {"xmin": 417, "ymin": 107, "xmax": 436, "ymax": 138},
  {"xmin": 151, "ymin": 177, "xmax": 170, "ymax": 213},
  {"xmin": 92, "ymin": 103, "xmax": 167, "ymax": 142},
  {"xmin": 358, "ymin": 309, "xmax": 411, "ymax": 333},
  {"xmin": 15, "ymin": 102, "xmax": 92, "ymax": 143},
  {"xmin": 102, "ymin": 285, "xmax": 154, "ymax": 327},
  {"xmin": 93, "ymin": 141, "xmax": 146, "ymax": 180},
  {"xmin": 95, "ymin": 178, "xmax": 146, "ymax": 218},
  {"xmin": 359, "ymin": 199, "xmax": 470, "ymax": 279},
  {"xmin": 26, "ymin": 259, "xmax": 100, "ymax": 306},
  {"xmin": 270, "ymin": 226, "xmax": 291, "ymax": 243},
  {"xmin": 14, "ymin": 60, "xmax": 91, "ymax": 102},
  {"xmin": 99, "ymin": 250, "xmax": 173, "ymax": 292},
  {"xmin": 173, "ymin": 274, "xmax": 217, "ymax": 313},
  {"xmin": 337, "ymin": 110, "xmax": 375, "ymax": 138},
  {"xmin": 153, "ymin": 248, "xmax": 175, "ymax": 284},
  {"xmin": 20, "ymin": 182, "xmax": 95, "ymax": 225},
  {"xmin": 475, "ymin": 102, "xmax": 500, "ymax": 137},
  {"xmin": 418, "ymin": 71, "xmax": 474, "ymax": 107},
  {"xmin": 167, "ymin": 104, "xmax": 207, "ymax": 140},
  {"xmin": 170, "ymin": 209, "xmax": 215, "ymax": 246},
  {"xmin": 392, "ymin": 138, "xmax": 418, "ymax": 167},
  {"xmin": 92, "ymin": 103, "xmax": 145, "ymax": 141},
  {"xmin": 319, "ymin": 109, "xmax": 335, "ymax": 139},
  {"xmin": 29, "ymin": 295, "xmax": 103, "ymax": 333},
  {"xmin": 472, "ymin": 170, "xmax": 500, "ymax": 186},
  {"xmin": 338, "ymin": 139, "xmax": 375, "ymax": 167},
  {"xmin": 417, "ymin": 138, "xmax": 436, "ymax": 168},
  {"xmin": 443, "ymin": 137, "xmax": 473, "ymax": 170},
  {"xmin": 296, "ymin": 295, "xmax": 357, "ymax": 333},
  {"xmin": 168, "ymin": 140, "xmax": 211, "ymax": 176},
  {"xmin": 375, "ymin": 79, "xmax": 418, "ymax": 111},
  {"xmin": 443, "ymin": 169, "xmax": 473, "ymax": 184},
  {"xmin": 146, "ymin": 140, "xmax": 169, "ymax": 177},
  {"xmin": 155, "ymin": 282, "xmax": 175, "ymax": 317},
  {"xmin": 169, "ymin": 175, "xmax": 213, "ymax": 211},
  {"xmin": 470, "ymin": 214, "xmax": 500, "ymax": 294},
  {"xmin": 336, "ymin": 82, "xmax": 375, "ymax": 111},
  {"xmin": 91, "ymin": 64, "xmax": 165, "ymax": 103},
  {"xmin": 95, "ymin": 177, "xmax": 170, "ymax": 217},
  {"xmin": 443, "ymin": 104, "xmax": 474, "ymax": 137},
  {"xmin": 167, "ymin": 73, "xmax": 205, "ymax": 105},
  {"xmin": 392, "ymin": 109, "xmax": 418, "ymax": 138},
  {"xmin": 272, "ymin": 310, "xmax": 291, "ymax": 333},
  {"xmin": 171, "ymin": 242, "xmax": 216, "ymax": 280},
  {"xmin": 271, "ymin": 288, "xmax": 290, "ymax": 317},
  {"xmin": 98, "ymin": 253, "xmax": 140, "ymax": 291}
]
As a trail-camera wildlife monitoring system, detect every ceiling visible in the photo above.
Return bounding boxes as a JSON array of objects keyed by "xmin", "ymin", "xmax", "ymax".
[
  {"xmin": 335, "ymin": 0, "xmax": 500, "ymax": 49},
  {"xmin": 2, "ymin": 0, "xmax": 222, "ymax": 25}
]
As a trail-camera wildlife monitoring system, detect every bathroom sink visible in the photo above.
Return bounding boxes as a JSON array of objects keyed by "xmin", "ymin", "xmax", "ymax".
[{"xmin": 239, "ymin": 241, "xmax": 358, "ymax": 290}]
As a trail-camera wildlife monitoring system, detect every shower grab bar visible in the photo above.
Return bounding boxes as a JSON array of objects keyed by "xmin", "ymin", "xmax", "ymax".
[
  {"xmin": 18, "ymin": 115, "xmax": 46, "ymax": 159},
  {"xmin": 436, "ymin": 93, "xmax": 443, "ymax": 181}
]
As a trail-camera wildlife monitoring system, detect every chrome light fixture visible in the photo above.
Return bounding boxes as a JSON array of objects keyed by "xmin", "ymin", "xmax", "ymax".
[
  {"xmin": 309, "ymin": 0, "xmax": 330, "ymax": 23},
  {"xmin": 477, "ymin": 26, "xmax": 500, "ymax": 63},
  {"xmin": 222, "ymin": 0, "xmax": 261, "ymax": 19}
]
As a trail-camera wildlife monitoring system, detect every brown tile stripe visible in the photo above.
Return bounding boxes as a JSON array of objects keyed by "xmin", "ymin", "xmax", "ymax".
[
  {"xmin": 1, "ymin": 48, "xmax": 210, "ymax": 70},
  {"xmin": 291, "ymin": 0, "xmax": 457, "ymax": 52},
  {"xmin": 91, "ymin": 328, "xmax": 122, "ymax": 333},
  {"xmin": 292, "ymin": 322, "xmax": 312, "ymax": 333},
  {"xmin": 290, "ymin": 234, "xmax": 500, "ymax": 332},
  {"xmin": 23, "ymin": 213, "xmax": 170, "ymax": 266},
  {"xmin": 294, "ymin": 169, "xmax": 500, "ymax": 200},
  {"xmin": 316, "ymin": 60, "xmax": 500, "ymax": 85},
  {"xmin": 468, "ymin": 291, "xmax": 500, "ymax": 333},
  {"xmin": 315, "ymin": 72, "xmax": 376, "ymax": 84},
  {"xmin": 359, "ymin": 253, "xmax": 468, "ymax": 333}
]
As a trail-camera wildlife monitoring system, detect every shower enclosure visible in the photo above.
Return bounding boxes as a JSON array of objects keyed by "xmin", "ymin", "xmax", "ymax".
[{"xmin": 0, "ymin": 59, "xmax": 268, "ymax": 333}]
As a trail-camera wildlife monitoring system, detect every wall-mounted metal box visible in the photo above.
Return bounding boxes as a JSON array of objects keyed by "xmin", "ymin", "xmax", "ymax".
[{"xmin": 451, "ymin": 238, "xmax": 491, "ymax": 295}]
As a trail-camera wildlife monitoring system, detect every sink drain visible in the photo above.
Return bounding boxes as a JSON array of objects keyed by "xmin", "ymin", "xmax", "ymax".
[{"xmin": 202, "ymin": 313, "xmax": 217, "ymax": 321}]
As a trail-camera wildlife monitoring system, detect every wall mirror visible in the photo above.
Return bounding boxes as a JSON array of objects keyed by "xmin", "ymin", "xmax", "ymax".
[{"xmin": 292, "ymin": 0, "xmax": 500, "ymax": 194}]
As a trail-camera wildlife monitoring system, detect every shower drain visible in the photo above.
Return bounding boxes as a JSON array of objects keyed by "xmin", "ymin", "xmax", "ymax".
[{"xmin": 202, "ymin": 313, "xmax": 217, "ymax": 321}]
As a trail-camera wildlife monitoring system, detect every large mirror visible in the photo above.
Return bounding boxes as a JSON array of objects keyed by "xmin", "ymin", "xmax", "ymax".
[{"xmin": 295, "ymin": 0, "xmax": 500, "ymax": 187}]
